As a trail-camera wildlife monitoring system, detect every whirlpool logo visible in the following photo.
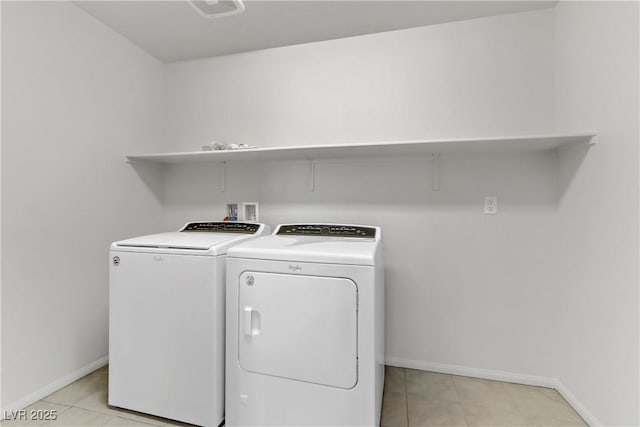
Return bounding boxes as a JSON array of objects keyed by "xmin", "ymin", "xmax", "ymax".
[{"xmin": 288, "ymin": 264, "xmax": 302, "ymax": 272}]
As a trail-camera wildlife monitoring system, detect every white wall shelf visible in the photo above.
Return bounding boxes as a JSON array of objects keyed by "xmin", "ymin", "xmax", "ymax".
[{"xmin": 125, "ymin": 133, "xmax": 596, "ymax": 164}]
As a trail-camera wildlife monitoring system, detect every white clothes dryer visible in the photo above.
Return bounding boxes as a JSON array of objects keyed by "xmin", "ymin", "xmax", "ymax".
[
  {"xmin": 225, "ymin": 224, "xmax": 385, "ymax": 426},
  {"xmin": 109, "ymin": 222, "xmax": 270, "ymax": 427}
]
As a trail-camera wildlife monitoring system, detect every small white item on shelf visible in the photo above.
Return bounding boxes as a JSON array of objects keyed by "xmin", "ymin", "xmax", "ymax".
[
  {"xmin": 202, "ymin": 141, "xmax": 257, "ymax": 151},
  {"xmin": 202, "ymin": 141, "xmax": 226, "ymax": 151},
  {"xmin": 228, "ymin": 143, "xmax": 257, "ymax": 150}
]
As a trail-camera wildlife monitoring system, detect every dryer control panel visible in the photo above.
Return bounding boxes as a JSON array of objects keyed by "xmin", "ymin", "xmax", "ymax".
[
  {"xmin": 276, "ymin": 224, "xmax": 376, "ymax": 238},
  {"xmin": 181, "ymin": 222, "xmax": 260, "ymax": 234}
]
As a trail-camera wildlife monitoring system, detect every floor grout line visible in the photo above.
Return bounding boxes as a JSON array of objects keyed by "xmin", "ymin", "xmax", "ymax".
[
  {"xmin": 450, "ymin": 375, "xmax": 471, "ymax": 427},
  {"xmin": 113, "ymin": 413, "xmax": 163, "ymax": 426},
  {"xmin": 403, "ymin": 368, "xmax": 409, "ymax": 427}
]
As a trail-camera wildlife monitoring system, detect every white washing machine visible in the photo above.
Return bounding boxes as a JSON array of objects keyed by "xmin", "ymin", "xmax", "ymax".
[
  {"xmin": 225, "ymin": 224, "xmax": 385, "ymax": 427},
  {"xmin": 109, "ymin": 221, "xmax": 270, "ymax": 427}
]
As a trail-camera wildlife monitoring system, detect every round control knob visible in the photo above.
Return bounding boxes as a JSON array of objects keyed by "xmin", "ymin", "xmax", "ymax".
[{"xmin": 321, "ymin": 226, "xmax": 331, "ymax": 234}]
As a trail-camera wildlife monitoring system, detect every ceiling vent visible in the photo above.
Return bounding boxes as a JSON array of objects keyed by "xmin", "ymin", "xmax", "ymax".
[{"xmin": 188, "ymin": 0, "xmax": 245, "ymax": 18}]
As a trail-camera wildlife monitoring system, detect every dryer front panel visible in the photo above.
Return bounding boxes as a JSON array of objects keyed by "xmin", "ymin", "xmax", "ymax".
[{"xmin": 238, "ymin": 271, "xmax": 358, "ymax": 389}]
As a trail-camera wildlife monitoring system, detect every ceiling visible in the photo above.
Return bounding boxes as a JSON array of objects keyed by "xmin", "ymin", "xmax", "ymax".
[{"xmin": 75, "ymin": 1, "xmax": 558, "ymax": 63}]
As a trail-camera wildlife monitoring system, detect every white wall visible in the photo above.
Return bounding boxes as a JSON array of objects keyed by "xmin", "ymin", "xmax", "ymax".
[
  {"xmin": 165, "ymin": 8, "xmax": 563, "ymax": 384},
  {"xmin": 0, "ymin": 0, "xmax": 3, "ymax": 411},
  {"xmin": 166, "ymin": 9, "xmax": 554, "ymax": 149},
  {"xmin": 1, "ymin": 1, "xmax": 166, "ymax": 409},
  {"xmin": 553, "ymin": 2, "xmax": 639, "ymax": 425}
]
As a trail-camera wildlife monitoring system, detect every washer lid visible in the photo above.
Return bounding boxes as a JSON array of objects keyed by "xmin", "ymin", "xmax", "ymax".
[
  {"xmin": 112, "ymin": 222, "xmax": 269, "ymax": 255},
  {"xmin": 228, "ymin": 224, "xmax": 381, "ymax": 266}
]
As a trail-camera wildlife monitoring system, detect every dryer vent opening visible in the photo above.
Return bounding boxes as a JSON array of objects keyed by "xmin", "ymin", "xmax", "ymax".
[{"xmin": 189, "ymin": 0, "xmax": 245, "ymax": 18}]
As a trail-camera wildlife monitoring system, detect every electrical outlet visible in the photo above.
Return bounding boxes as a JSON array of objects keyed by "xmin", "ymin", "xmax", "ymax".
[
  {"xmin": 242, "ymin": 202, "xmax": 260, "ymax": 222},
  {"xmin": 484, "ymin": 196, "xmax": 498, "ymax": 214}
]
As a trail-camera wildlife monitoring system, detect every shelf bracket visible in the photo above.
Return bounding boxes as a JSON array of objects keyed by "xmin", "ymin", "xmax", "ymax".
[
  {"xmin": 220, "ymin": 162, "xmax": 227, "ymax": 192},
  {"xmin": 431, "ymin": 153, "xmax": 441, "ymax": 191},
  {"xmin": 308, "ymin": 160, "xmax": 316, "ymax": 192}
]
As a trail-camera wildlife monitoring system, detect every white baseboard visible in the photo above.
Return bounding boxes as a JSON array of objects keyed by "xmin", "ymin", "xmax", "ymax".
[
  {"xmin": 554, "ymin": 379, "xmax": 601, "ymax": 427},
  {"xmin": 1, "ymin": 355, "xmax": 109, "ymax": 419},
  {"xmin": 386, "ymin": 356, "xmax": 557, "ymax": 388},
  {"xmin": 385, "ymin": 356, "xmax": 601, "ymax": 427}
]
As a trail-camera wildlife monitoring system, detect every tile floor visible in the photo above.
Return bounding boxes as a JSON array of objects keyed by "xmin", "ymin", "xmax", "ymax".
[
  {"xmin": 382, "ymin": 367, "xmax": 587, "ymax": 427},
  {"xmin": 2, "ymin": 365, "xmax": 586, "ymax": 427},
  {"xmin": 1, "ymin": 365, "xmax": 188, "ymax": 427}
]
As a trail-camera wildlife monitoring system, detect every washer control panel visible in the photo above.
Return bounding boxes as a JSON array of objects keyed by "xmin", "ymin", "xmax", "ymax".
[
  {"xmin": 276, "ymin": 224, "xmax": 376, "ymax": 238},
  {"xmin": 181, "ymin": 222, "xmax": 260, "ymax": 234}
]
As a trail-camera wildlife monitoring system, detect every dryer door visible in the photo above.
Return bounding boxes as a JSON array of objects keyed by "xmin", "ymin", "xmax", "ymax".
[{"xmin": 238, "ymin": 271, "xmax": 358, "ymax": 389}]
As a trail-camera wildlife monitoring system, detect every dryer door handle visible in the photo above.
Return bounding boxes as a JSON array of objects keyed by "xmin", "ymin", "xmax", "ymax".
[{"xmin": 244, "ymin": 306, "xmax": 253, "ymax": 336}]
